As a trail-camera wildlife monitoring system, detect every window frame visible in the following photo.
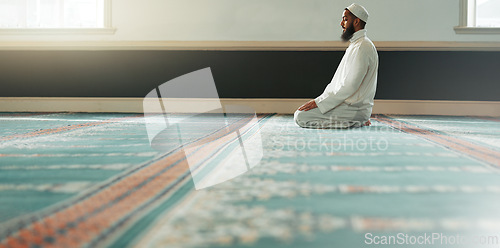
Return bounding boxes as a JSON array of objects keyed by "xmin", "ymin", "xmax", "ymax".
[
  {"xmin": 0, "ymin": 0, "xmax": 115, "ymax": 35},
  {"xmin": 455, "ymin": 0, "xmax": 500, "ymax": 34}
]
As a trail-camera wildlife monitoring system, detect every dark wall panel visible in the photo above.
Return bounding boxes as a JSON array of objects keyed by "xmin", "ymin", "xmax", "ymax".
[
  {"xmin": 377, "ymin": 51, "xmax": 500, "ymax": 101},
  {"xmin": 0, "ymin": 50, "xmax": 498, "ymax": 100}
]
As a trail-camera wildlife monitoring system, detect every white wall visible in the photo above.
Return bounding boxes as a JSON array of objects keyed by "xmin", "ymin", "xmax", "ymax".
[{"xmin": 0, "ymin": 0, "xmax": 499, "ymax": 42}]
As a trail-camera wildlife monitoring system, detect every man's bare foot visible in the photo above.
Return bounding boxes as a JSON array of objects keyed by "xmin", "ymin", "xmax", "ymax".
[{"xmin": 363, "ymin": 120, "xmax": 371, "ymax": 126}]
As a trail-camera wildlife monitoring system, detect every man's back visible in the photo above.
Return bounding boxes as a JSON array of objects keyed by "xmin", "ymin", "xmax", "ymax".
[
  {"xmin": 314, "ymin": 29, "xmax": 378, "ymax": 119},
  {"xmin": 326, "ymin": 29, "xmax": 378, "ymax": 111}
]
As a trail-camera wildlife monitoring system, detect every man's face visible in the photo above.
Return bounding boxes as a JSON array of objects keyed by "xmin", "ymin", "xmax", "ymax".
[{"xmin": 340, "ymin": 10, "xmax": 356, "ymax": 42}]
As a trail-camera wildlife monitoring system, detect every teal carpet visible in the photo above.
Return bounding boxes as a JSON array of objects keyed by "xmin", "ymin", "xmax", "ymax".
[{"xmin": 0, "ymin": 113, "xmax": 499, "ymax": 248}]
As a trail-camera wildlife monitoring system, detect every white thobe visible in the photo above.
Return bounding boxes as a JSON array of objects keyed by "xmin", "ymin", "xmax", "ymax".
[{"xmin": 295, "ymin": 29, "xmax": 379, "ymax": 129}]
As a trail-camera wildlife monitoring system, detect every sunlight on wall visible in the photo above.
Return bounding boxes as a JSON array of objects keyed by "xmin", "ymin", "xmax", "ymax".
[{"xmin": 0, "ymin": 0, "xmax": 104, "ymax": 28}]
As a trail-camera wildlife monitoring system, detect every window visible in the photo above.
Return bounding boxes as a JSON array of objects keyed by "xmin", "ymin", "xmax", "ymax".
[
  {"xmin": 455, "ymin": 0, "xmax": 500, "ymax": 34},
  {"xmin": 0, "ymin": 0, "xmax": 114, "ymax": 34}
]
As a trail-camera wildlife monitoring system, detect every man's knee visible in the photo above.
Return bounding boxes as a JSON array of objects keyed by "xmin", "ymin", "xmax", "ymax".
[
  {"xmin": 294, "ymin": 110, "xmax": 321, "ymax": 128},
  {"xmin": 294, "ymin": 110, "xmax": 304, "ymax": 127}
]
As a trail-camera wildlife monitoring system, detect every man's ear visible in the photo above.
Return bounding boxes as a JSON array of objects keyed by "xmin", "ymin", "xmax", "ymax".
[{"xmin": 354, "ymin": 18, "xmax": 360, "ymax": 28}]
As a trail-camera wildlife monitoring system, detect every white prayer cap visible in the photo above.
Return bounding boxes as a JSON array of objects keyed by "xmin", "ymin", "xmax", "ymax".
[{"xmin": 346, "ymin": 3, "xmax": 369, "ymax": 23}]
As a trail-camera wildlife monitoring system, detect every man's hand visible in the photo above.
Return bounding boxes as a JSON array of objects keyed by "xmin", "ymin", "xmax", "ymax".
[{"xmin": 298, "ymin": 100, "xmax": 318, "ymax": 111}]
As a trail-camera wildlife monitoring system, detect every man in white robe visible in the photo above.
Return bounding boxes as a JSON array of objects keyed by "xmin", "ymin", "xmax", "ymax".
[{"xmin": 294, "ymin": 3, "xmax": 378, "ymax": 129}]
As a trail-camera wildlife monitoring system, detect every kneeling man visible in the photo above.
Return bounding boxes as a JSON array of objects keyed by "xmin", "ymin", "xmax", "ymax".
[{"xmin": 295, "ymin": 3, "xmax": 378, "ymax": 129}]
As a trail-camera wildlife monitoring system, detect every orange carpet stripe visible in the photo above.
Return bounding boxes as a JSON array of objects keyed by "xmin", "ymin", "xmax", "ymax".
[
  {"xmin": 374, "ymin": 115, "xmax": 500, "ymax": 167},
  {"xmin": 0, "ymin": 114, "xmax": 144, "ymax": 142},
  {"xmin": 3, "ymin": 115, "xmax": 263, "ymax": 248},
  {"xmin": 477, "ymin": 116, "xmax": 500, "ymax": 123}
]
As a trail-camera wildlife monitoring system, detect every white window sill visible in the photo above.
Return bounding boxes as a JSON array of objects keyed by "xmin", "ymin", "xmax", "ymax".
[
  {"xmin": 454, "ymin": 26, "xmax": 500, "ymax": 34},
  {"xmin": 0, "ymin": 28, "xmax": 116, "ymax": 35}
]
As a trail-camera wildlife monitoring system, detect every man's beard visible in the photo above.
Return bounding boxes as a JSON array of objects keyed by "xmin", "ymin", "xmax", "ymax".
[{"xmin": 341, "ymin": 24, "xmax": 355, "ymax": 42}]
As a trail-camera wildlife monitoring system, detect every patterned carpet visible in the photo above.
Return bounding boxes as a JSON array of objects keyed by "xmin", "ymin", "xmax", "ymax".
[{"xmin": 0, "ymin": 113, "xmax": 499, "ymax": 248}]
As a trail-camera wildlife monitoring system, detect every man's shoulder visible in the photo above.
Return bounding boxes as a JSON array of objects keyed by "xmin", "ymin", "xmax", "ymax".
[
  {"xmin": 360, "ymin": 37, "xmax": 376, "ymax": 48},
  {"xmin": 358, "ymin": 37, "xmax": 378, "ymax": 53}
]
